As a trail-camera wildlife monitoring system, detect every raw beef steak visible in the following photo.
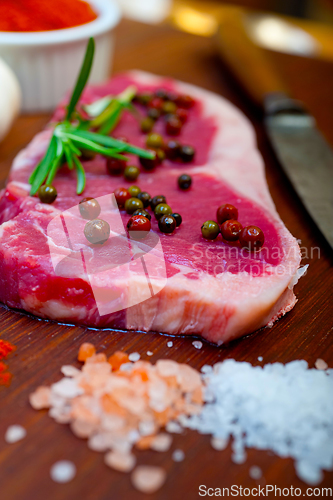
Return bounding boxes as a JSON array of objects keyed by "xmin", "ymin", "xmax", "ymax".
[{"xmin": 0, "ymin": 71, "xmax": 302, "ymax": 343}]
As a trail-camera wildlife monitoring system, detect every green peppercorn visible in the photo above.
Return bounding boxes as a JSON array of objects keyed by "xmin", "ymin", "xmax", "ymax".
[
  {"xmin": 133, "ymin": 209, "xmax": 152, "ymax": 221},
  {"xmin": 178, "ymin": 174, "xmax": 192, "ymax": 190},
  {"xmin": 154, "ymin": 203, "xmax": 172, "ymax": 220},
  {"xmin": 128, "ymin": 185, "xmax": 141, "ymax": 198},
  {"xmin": 151, "ymin": 195, "xmax": 166, "ymax": 211},
  {"xmin": 38, "ymin": 185, "xmax": 57, "ymax": 204},
  {"xmin": 159, "ymin": 214, "xmax": 176, "ymax": 234},
  {"xmin": 125, "ymin": 197, "xmax": 144, "ymax": 214},
  {"xmin": 141, "ymin": 117, "xmax": 154, "ymax": 133},
  {"xmin": 201, "ymin": 220, "xmax": 220, "ymax": 240},
  {"xmin": 172, "ymin": 213, "xmax": 182, "ymax": 227},
  {"xmin": 135, "ymin": 92, "xmax": 153, "ymax": 106},
  {"xmin": 124, "ymin": 165, "xmax": 140, "ymax": 182},
  {"xmin": 162, "ymin": 101, "xmax": 177, "ymax": 115},
  {"xmin": 137, "ymin": 191, "xmax": 151, "ymax": 208},
  {"xmin": 156, "ymin": 149, "xmax": 166, "ymax": 163},
  {"xmin": 146, "ymin": 133, "xmax": 164, "ymax": 150}
]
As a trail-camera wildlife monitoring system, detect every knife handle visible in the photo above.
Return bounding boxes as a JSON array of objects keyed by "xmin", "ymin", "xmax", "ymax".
[{"xmin": 216, "ymin": 7, "xmax": 288, "ymax": 108}]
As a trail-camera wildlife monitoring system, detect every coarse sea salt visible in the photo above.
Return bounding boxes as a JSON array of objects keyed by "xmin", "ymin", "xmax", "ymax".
[
  {"xmin": 50, "ymin": 460, "xmax": 76, "ymax": 483},
  {"xmin": 185, "ymin": 359, "xmax": 333, "ymax": 485},
  {"xmin": 167, "ymin": 341, "xmax": 173, "ymax": 348},
  {"xmin": 192, "ymin": 341, "xmax": 203, "ymax": 350},
  {"xmin": 5, "ymin": 425, "xmax": 26, "ymax": 443},
  {"xmin": 128, "ymin": 352, "xmax": 140, "ymax": 362},
  {"xmin": 172, "ymin": 449, "xmax": 185, "ymax": 462}
]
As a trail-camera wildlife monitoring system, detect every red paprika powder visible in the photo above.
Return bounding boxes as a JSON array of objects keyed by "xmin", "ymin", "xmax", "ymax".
[
  {"xmin": 0, "ymin": 0, "xmax": 98, "ymax": 32},
  {"xmin": 0, "ymin": 339, "xmax": 16, "ymax": 386}
]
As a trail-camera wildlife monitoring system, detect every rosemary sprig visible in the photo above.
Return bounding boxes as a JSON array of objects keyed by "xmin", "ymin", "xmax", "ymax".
[{"xmin": 29, "ymin": 38, "xmax": 154, "ymax": 196}]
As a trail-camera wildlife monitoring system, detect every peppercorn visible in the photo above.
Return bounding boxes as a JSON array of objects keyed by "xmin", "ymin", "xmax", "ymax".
[
  {"xmin": 154, "ymin": 203, "xmax": 173, "ymax": 220},
  {"xmin": 84, "ymin": 219, "xmax": 110, "ymax": 245},
  {"xmin": 175, "ymin": 108, "xmax": 188, "ymax": 124},
  {"xmin": 140, "ymin": 117, "xmax": 154, "ymax": 133},
  {"xmin": 158, "ymin": 214, "xmax": 176, "ymax": 234},
  {"xmin": 80, "ymin": 148, "xmax": 96, "ymax": 161},
  {"xmin": 139, "ymin": 151, "xmax": 159, "ymax": 171},
  {"xmin": 147, "ymin": 108, "xmax": 161, "ymax": 121},
  {"xmin": 149, "ymin": 97, "xmax": 163, "ymax": 110},
  {"xmin": 216, "ymin": 204, "xmax": 238, "ymax": 224},
  {"xmin": 201, "ymin": 220, "xmax": 220, "ymax": 240},
  {"xmin": 107, "ymin": 157, "xmax": 126, "ymax": 176},
  {"xmin": 165, "ymin": 140, "xmax": 181, "ymax": 160},
  {"xmin": 127, "ymin": 214, "xmax": 151, "ymax": 239},
  {"xmin": 175, "ymin": 94, "xmax": 195, "ymax": 108},
  {"xmin": 79, "ymin": 197, "xmax": 101, "ymax": 220},
  {"xmin": 125, "ymin": 197, "xmax": 144, "ymax": 214},
  {"xmin": 221, "ymin": 220, "xmax": 243, "ymax": 241},
  {"xmin": 239, "ymin": 226, "xmax": 265, "ymax": 251},
  {"xmin": 136, "ymin": 191, "xmax": 151, "ymax": 208},
  {"xmin": 178, "ymin": 174, "xmax": 192, "ymax": 190},
  {"xmin": 128, "ymin": 185, "xmax": 141, "ymax": 198},
  {"xmin": 151, "ymin": 195, "xmax": 166, "ymax": 211},
  {"xmin": 166, "ymin": 115, "xmax": 182, "ymax": 136},
  {"xmin": 132, "ymin": 209, "xmax": 151, "ymax": 221},
  {"xmin": 135, "ymin": 92, "xmax": 153, "ymax": 106},
  {"xmin": 155, "ymin": 88, "xmax": 169, "ymax": 100},
  {"xmin": 156, "ymin": 149, "xmax": 166, "ymax": 163},
  {"xmin": 146, "ymin": 133, "xmax": 164, "ymax": 150},
  {"xmin": 172, "ymin": 213, "xmax": 182, "ymax": 227},
  {"xmin": 124, "ymin": 165, "xmax": 140, "ymax": 182},
  {"xmin": 38, "ymin": 185, "xmax": 57, "ymax": 204},
  {"xmin": 179, "ymin": 145, "xmax": 195, "ymax": 163},
  {"xmin": 114, "ymin": 187, "xmax": 131, "ymax": 208},
  {"xmin": 162, "ymin": 101, "xmax": 177, "ymax": 115}
]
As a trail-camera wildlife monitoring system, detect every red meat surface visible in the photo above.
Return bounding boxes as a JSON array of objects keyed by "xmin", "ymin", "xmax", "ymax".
[{"xmin": 0, "ymin": 72, "xmax": 302, "ymax": 343}]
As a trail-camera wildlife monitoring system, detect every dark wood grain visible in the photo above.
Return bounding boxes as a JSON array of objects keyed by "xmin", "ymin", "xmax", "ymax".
[{"xmin": 0, "ymin": 19, "xmax": 332, "ymax": 500}]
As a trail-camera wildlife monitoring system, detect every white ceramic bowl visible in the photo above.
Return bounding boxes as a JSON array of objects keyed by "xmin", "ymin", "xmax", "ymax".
[{"xmin": 0, "ymin": 0, "xmax": 121, "ymax": 112}]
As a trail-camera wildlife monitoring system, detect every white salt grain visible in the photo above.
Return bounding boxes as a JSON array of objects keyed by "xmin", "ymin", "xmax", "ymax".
[
  {"xmin": 146, "ymin": 351, "xmax": 153, "ymax": 356},
  {"xmin": 172, "ymin": 449, "xmax": 185, "ymax": 462},
  {"xmin": 5, "ymin": 425, "xmax": 26, "ymax": 443},
  {"xmin": 166, "ymin": 421, "xmax": 183, "ymax": 434},
  {"xmin": 52, "ymin": 378, "xmax": 83, "ymax": 399},
  {"xmin": 150, "ymin": 433, "xmax": 172, "ymax": 452},
  {"xmin": 104, "ymin": 451, "xmax": 136, "ymax": 472},
  {"xmin": 257, "ymin": 356, "xmax": 263, "ymax": 362},
  {"xmin": 50, "ymin": 460, "xmax": 76, "ymax": 483},
  {"xmin": 128, "ymin": 352, "xmax": 140, "ymax": 362},
  {"xmin": 192, "ymin": 341, "xmax": 203, "ymax": 350},
  {"xmin": 167, "ymin": 341, "xmax": 173, "ymax": 348},
  {"xmin": 211, "ymin": 436, "xmax": 228, "ymax": 451},
  {"xmin": 186, "ymin": 359, "xmax": 333, "ymax": 485},
  {"xmin": 315, "ymin": 358, "xmax": 328, "ymax": 371},
  {"xmin": 60, "ymin": 365, "xmax": 81, "ymax": 377},
  {"xmin": 249, "ymin": 465, "xmax": 262, "ymax": 480}
]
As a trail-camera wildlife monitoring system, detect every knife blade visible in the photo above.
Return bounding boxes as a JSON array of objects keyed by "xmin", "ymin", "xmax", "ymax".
[{"xmin": 215, "ymin": 7, "xmax": 333, "ymax": 248}]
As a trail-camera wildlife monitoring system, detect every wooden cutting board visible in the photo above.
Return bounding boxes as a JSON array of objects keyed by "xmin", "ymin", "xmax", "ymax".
[{"xmin": 0, "ymin": 19, "xmax": 332, "ymax": 500}]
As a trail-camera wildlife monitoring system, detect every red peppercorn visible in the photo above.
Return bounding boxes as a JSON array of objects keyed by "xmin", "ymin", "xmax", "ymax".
[
  {"xmin": 107, "ymin": 157, "xmax": 126, "ymax": 176},
  {"xmin": 114, "ymin": 187, "xmax": 131, "ymax": 208},
  {"xmin": 176, "ymin": 108, "xmax": 188, "ymax": 124},
  {"xmin": 216, "ymin": 204, "xmax": 238, "ymax": 224},
  {"xmin": 166, "ymin": 115, "xmax": 182, "ymax": 136},
  {"xmin": 175, "ymin": 94, "xmax": 195, "ymax": 109},
  {"xmin": 239, "ymin": 225, "xmax": 265, "ymax": 251},
  {"xmin": 127, "ymin": 214, "xmax": 151, "ymax": 239},
  {"xmin": 149, "ymin": 97, "xmax": 163, "ymax": 110},
  {"xmin": 221, "ymin": 220, "xmax": 243, "ymax": 241}
]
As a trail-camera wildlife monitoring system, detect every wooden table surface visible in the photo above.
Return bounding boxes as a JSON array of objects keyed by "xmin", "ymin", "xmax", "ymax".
[{"xmin": 0, "ymin": 19, "xmax": 332, "ymax": 500}]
